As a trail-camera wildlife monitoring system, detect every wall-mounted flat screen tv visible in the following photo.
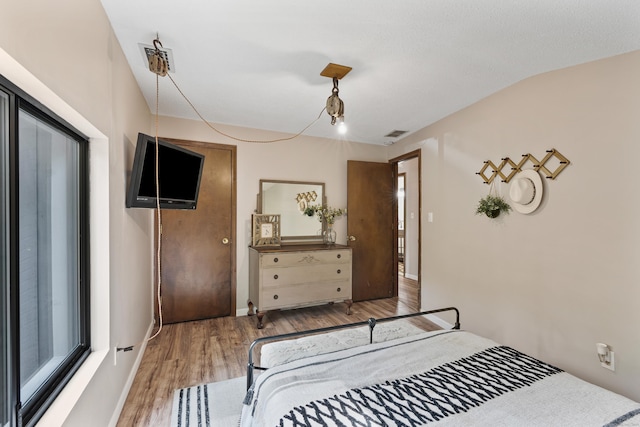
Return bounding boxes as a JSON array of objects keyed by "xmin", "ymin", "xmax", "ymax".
[{"xmin": 126, "ymin": 133, "xmax": 205, "ymax": 210}]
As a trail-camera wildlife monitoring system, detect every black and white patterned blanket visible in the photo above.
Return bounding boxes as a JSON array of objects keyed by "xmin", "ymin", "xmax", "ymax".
[{"xmin": 240, "ymin": 330, "xmax": 640, "ymax": 427}]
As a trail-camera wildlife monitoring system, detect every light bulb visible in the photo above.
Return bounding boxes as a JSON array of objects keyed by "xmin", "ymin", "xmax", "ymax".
[{"xmin": 337, "ymin": 118, "xmax": 347, "ymax": 135}]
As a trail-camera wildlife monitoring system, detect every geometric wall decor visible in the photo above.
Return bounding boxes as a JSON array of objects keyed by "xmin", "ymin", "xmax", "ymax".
[
  {"xmin": 296, "ymin": 191, "xmax": 318, "ymax": 204},
  {"xmin": 295, "ymin": 191, "xmax": 318, "ymax": 212},
  {"xmin": 476, "ymin": 148, "xmax": 570, "ymax": 184}
]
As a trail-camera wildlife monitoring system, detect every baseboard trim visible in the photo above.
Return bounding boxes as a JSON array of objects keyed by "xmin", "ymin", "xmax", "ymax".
[
  {"xmin": 425, "ymin": 313, "xmax": 454, "ymax": 330},
  {"xmin": 405, "ymin": 273, "xmax": 418, "ymax": 281},
  {"xmin": 108, "ymin": 319, "xmax": 155, "ymax": 427}
]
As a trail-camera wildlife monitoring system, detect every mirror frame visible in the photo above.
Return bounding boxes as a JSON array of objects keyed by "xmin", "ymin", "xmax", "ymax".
[{"xmin": 257, "ymin": 179, "xmax": 326, "ymax": 244}]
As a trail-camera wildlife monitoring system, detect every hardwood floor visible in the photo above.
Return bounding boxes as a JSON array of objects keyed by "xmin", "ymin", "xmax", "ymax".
[
  {"xmin": 116, "ymin": 273, "xmax": 425, "ymax": 426},
  {"xmin": 398, "ymin": 262, "xmax": 420, "ymax": 309}
]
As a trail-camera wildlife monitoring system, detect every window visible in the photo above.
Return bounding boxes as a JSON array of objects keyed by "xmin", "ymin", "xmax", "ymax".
[
  {"xmin": 1, "ymin": 76, "xmax": 90, "ymax": 427},
  {"xmin": 1, "ymin": 88, "xmax": 11, "ymax": 427}
]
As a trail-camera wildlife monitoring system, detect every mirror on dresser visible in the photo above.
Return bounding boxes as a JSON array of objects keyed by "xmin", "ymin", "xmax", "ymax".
[{"xmin": 257, "ymin": 179, "xmax": 326, "ymax": 244}]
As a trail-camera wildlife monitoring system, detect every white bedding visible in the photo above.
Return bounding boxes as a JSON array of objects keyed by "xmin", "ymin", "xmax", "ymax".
[{"xmin": 241, "ymin": 329, "xmax": 640, "ymax": 427}]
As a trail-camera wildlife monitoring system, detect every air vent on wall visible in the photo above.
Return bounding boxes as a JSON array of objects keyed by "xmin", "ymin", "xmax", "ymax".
[
  {"xmin": 139, "ymin": 43, "xmax": 175, "ymax": 73},
  {"xmin": 385, "ymin": 130, "xmax": 408, "ymax": 138}
]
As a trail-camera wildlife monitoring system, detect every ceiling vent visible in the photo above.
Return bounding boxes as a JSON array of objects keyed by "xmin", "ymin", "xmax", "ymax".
[
  {"xmin": 139, "ymin": 43, "xmax": 175, "ymax": 73},
  {"xmin": 385, "ymin": 130, "xmax": 408, "ymax": 138}
]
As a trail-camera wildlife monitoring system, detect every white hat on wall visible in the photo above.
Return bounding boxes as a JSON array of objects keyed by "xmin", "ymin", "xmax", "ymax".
[{"xmin": 509, "ymin": 169, "xmax": 543, "ymax": 214}]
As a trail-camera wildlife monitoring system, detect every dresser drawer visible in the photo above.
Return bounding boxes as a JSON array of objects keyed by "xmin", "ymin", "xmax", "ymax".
[
  {"xmin": 260, "ymin": 249, "xmax": 351, "ymax": 268},
  {"xmin": 262, "ymin": 263, "xmax": 350, "ymax": 288},
  {"xmin": 260, "ymin": 280, "xmax": 352, "ymax": 310}
]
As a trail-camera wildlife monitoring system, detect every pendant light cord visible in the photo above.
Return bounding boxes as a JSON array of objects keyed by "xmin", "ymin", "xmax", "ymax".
[
  {"xmin": 128, "ymin": 38, "xmax": 328, "ymax": 349},
  {"xmin": 166, "ymin": 72, "xmax": 326, "ymax": 143},
  {"xmin": 118, "ymin": 73, "xmax": 164, "ymax": 354},
  {"xmin": 148, "ymin": 71, "xmax": 164, "ymax": 342}
]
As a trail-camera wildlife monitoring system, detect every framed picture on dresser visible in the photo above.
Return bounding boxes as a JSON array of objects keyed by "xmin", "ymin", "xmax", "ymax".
[{"xmin": 252, "ymin": 214, "xmax": 281, "ymax": 247}]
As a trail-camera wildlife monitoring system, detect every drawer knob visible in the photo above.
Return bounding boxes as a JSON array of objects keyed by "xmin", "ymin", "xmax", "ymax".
[
  {"xmin": 337, "ymin": 269, "xmax": 341, "ymax": 274},
  {"xmin": 337, "ymin": 287, "xmax": 341, "ymax": 292},
  {"xmin": 337, "ymin": 254, "xmax": 341, "ymax": 259},
  {"xmin": 274, "ymin": 257, "xmax": 279, "ymax": 263},
  {"xmin": 273, "ymin": 294, "xmax": 279, "ymax": 300},
  {"xmin": 273, "ymin": 274, "xmax": 279, "ymax": 280}
]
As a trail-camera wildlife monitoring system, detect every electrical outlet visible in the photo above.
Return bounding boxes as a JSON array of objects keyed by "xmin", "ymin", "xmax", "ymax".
[
  {"xmin": 596, "ymin": 343, "xmax": 615, "ymax": 371},
  {"xmin": 113, "ymin": 344, "xmax": 118, "ymax": 366},
  {"xmin": 602, "ymin": 351, "xmax": 615, "ymax": 371}
]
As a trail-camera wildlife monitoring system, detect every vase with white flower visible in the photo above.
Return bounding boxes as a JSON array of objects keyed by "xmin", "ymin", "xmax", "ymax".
[{"xmin": 303, "ymin": 205, "xmax": 347, "ymax": 244}]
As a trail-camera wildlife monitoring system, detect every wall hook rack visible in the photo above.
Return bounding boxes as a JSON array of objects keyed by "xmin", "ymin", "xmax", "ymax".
[{"xmin": 476, "ymin": 148, "xmax": 570, "ymax": 184}]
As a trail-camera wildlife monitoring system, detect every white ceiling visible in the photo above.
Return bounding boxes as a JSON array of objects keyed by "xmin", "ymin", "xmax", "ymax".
[{"xmin": 100, "ymin": 1, "xmax": 640, "ymax": 145}]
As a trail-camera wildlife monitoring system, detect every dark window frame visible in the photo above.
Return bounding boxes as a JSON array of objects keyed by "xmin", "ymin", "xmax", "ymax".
[{"xmin": 1, "ymin": 74, "xmax": 90, "ymax": 427}]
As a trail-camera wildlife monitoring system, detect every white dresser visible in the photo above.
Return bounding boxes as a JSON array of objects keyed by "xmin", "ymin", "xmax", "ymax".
[{"xmin": 248, "ymin": 244, "xmax": 353, "ymax": 328}]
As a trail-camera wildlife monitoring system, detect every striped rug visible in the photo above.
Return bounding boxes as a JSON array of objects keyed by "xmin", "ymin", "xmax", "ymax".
[{"xmin": 171, "ymin": 376, "xmax": 245, "ymax": 427}]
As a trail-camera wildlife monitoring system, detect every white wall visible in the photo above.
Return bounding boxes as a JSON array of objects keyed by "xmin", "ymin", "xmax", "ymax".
[{"xmin": 388, "ymin": 50, "xmax": 640, "ymax": 401}]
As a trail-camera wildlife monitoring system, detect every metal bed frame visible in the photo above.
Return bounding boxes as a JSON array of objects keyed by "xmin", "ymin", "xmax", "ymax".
[{"xmin": 245, "ymin": 306, "xmax": 460, "ymax": 390}]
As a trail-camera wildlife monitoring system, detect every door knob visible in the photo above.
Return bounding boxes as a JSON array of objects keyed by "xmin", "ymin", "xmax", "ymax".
[
  {"xmin": 347, "ymin": 235, "xmax": 357, "ymax": 242},
  {"xmin": 222, "ymin": 237, "xmax": 230, "ymax": 245}
]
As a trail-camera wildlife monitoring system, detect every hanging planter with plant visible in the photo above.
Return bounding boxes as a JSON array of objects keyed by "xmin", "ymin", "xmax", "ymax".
[
  {"xmin": 475, "ymin": 181, "xmax": 512, "ymax": 218},
  {"xmin": 476, "ymin": 194, "xmax": 512, "ymax": 218}
]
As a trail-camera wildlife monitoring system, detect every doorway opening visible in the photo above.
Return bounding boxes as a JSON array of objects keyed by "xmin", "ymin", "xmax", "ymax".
[
  {"xmin": 391, "ymin": 150, "xmax": 421, "ymax": 311},
  {"xmin": 397, "ymin": 173, "xmax": 406, "ymax": 277}
]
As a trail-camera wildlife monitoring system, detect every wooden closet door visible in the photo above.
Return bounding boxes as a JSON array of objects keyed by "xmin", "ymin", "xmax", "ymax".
[{"xmin": 157, "ymin": 139, "xmax": 236, "ymax": 323}]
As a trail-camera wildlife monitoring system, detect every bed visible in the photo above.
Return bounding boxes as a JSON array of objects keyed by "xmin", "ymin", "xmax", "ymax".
[{"xmin": 241, "ymin": 307, "xmax": 640, "ymax": 427}]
